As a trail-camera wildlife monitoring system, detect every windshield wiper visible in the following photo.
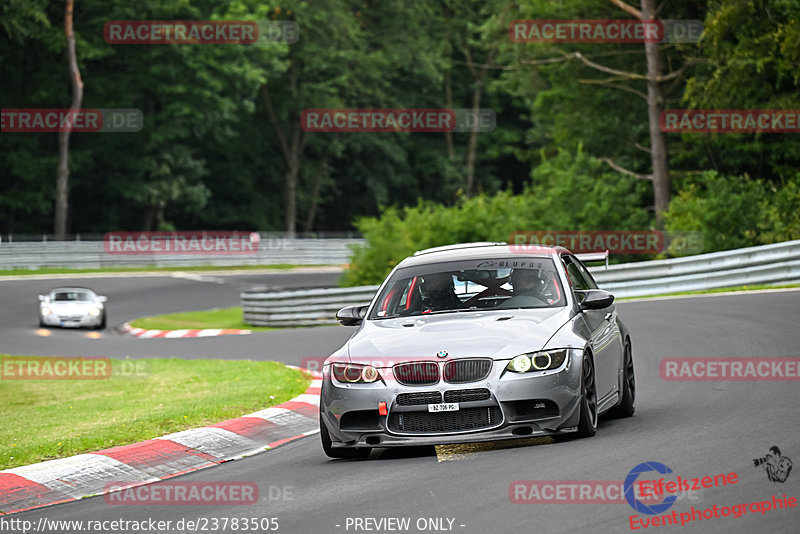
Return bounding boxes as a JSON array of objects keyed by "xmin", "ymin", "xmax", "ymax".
[{"xmin": 425, "ymin": 308, "xmax": 485, "ymax": 315}]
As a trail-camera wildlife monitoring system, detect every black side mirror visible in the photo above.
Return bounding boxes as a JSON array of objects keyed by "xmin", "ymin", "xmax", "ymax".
[
  {"xmin": 576, "ymin": 289, "xmax": 615, "ymax": 310},
  {"xmin": 336, "ymin": 304, "xmax": 368, "ymax": 326}
]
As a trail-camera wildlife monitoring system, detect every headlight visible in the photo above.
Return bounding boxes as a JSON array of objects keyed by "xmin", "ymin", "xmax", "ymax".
[
  {"xmin": 332, "ymin": 363, "xmax": 382, "ymax": 383},
  {"xmin": 506, "ymin": 350, "xmax": 568, "ymax": 373},
  {"xmin": 89, "ymin": 307, "xmax": 101, "ymax": 317},
  {"xmin": 41, "ymin": 306, "xmax": 52, "ymax": 316},
  {"xmin": 510, "ymin": 354, "xmax": 532, "ymax": 373}
]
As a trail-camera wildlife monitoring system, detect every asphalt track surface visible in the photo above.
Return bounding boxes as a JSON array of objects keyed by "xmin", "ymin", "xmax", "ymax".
[
  {"xmin": 2, "ymin": 273, "xmax": 799, "ymax": 534},
  {"xmin": 0, "ymin": 271, "xmax": 349, "ymax": 361}
]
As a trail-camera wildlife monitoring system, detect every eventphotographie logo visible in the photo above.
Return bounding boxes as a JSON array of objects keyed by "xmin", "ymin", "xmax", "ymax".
[
  {"xmin": 625, "ymin": 462, "xmax": 678, "ymax": 516},
  {"xmin": 754, "ymin": 446, "xmax": 793, "ymax": 483}
]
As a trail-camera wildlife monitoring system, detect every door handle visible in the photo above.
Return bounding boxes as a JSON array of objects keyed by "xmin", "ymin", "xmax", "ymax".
[{"xmin": 604, "ymin": 312, "xmax": 613, "ymax": 322}]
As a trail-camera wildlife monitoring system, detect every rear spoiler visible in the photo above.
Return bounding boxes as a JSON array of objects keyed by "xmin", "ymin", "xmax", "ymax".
[{"xmin": 575, "ymin": 250, "xmax": 609, "ymax": 269}]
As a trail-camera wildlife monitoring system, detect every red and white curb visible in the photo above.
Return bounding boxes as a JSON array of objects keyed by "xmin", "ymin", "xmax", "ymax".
[
  {"xmin": 0, "ymin": 370, "xmax": 322, "ymax": 515},
  {"xmin": 118, "ymin": 322, "xmax": 251, "ymax": 338}
]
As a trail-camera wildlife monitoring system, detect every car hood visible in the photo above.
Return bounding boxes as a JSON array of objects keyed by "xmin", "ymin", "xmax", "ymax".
[
  {"xmin": 343, "ymin": 308, "xmax": 571, "ymax": 366},
  {"xmin": 44, "ymin": 301, "xmax": 98, "ymax": 313}
]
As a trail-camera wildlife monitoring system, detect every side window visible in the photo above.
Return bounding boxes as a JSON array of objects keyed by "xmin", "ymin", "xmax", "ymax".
[
  {"xmin": 573, "ymin": 258, "xmax": 599, "ymax": 289},
  {"xmin": 566, "ymin": 263, "xmax": 590, "ymax": 290},
  {"xmin": 563, "ymin": 255, "xmax": 596, "ymax": 290}
]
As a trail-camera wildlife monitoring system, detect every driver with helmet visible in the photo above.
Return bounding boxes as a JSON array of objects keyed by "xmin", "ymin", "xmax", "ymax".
[
  {"xmin": 499, "ymin": 268, "xmax": 553, "ymax": 308},
  {"xmin": 419, "ymin": 272, "xmax": 464, "ymax": 312}
]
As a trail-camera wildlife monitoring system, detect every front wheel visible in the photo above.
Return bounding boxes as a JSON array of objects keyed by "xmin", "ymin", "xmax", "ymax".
[
  {"xmin": 320, "ymin": 412, "xmax": 370, "ymax": 459},
  {"xmin": 575, "ymin": 353, "xmax": 598, "ymax": 438}
]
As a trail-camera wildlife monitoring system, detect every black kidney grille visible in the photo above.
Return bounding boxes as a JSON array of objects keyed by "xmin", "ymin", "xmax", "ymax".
[
  {"xmin": 388, "ymin": 406, "xmax": 502, "ymax": 433},
  {"xmin": 443, "ymin": 359, "xmax": 492, "ymax": 383},
  {"xmin": 396, "ymin": 391, "xmax": 442, "ymax": 406},
  {"xmin": 444, "ymin": 388, "xmax": 491, "ymax": 403},
  {"xmin": 393, "ymin": 362, "xmax": 440, "ymax": 386}
]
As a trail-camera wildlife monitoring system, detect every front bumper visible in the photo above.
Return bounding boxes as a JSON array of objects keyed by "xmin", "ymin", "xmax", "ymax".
[
  {"xmin": 40, "ymin": 313, "xmax": 101, "ymax": 328},
  {"xmin": 320, "ymin": 352, "xmax": 584, "ymax": 448}
]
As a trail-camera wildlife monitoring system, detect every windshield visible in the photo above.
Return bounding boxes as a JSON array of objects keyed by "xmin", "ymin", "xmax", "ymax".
[
  {"xmin": 369, "ymin": 257, "xmax": 565, "ymax": 320},
  {"xmin": 52, "ymin": 291, "xmax": 92, "ymax": 302}
]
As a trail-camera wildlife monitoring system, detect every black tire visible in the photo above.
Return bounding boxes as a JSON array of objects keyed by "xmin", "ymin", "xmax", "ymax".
[
  {"xmin": 38, "ymin": 317, "xmax": 46, "ymax": 328},
  {"xmin": 320, "ymin": 412, "xmax": 370, "ymax": 459},
  {"xmin": 609, "ymin": 339, "xmax": 635, "ymax": 418},
  {"xmin": 97, "ymin": 312, "xmax": 107, "ymax": 330},
  {"xmin": 575, "ymin": 353, "xmax": 598, "ymax": 438}
]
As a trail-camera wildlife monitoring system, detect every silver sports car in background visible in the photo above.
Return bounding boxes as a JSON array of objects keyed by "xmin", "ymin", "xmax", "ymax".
[
  {"xmin": 38, "ymin": 287, "xmax": 108, "ymax": 329},
  {"xmin": 320, "ymin": 242, "xmax": 635, "ymax": 458}
]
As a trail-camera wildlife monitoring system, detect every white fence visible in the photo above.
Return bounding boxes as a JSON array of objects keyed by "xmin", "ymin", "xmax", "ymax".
[{"xmin": 0, "ymin": 236, "xmax": 363, "ymax": 270}]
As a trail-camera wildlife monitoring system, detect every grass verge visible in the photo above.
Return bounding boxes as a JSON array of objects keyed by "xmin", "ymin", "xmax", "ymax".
[
  {"xmin": 618, "ymin": 283, "xmax": 800, "ymax": 300},
  {"xmin": 129, "ymin": 307, "xmax": 273, "ymax": 331},
  {"xmin": 0, "ymin": 264, "xmax": 334, "ymax": 277},
  {"xmin": 0, "ymin": 357, "xmax": 310, "ymax": 470}
]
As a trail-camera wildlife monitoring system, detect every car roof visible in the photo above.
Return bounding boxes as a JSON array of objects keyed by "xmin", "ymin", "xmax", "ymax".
[{"xmin": 397, "ymin": 242, "xmax": 568, "ymax": 268}]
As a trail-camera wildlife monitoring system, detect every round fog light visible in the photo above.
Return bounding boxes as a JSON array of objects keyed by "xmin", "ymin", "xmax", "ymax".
[{"xmin": 511, "ymin": 355, "xmax": 532, "ymax": 373}]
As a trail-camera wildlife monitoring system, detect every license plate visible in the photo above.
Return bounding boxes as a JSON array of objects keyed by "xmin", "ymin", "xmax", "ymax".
[{"xmin": 428, "ymin": 403, "xmax": 459, "ymax": 413}]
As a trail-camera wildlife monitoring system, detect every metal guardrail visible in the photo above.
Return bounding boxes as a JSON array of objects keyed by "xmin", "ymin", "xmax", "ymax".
[
  {"xmin": 590, "ymin": 240, "xmax": 800, "ymax": 297},
  {"xmin": 0, "ymin": 237, "xmax": 364, "ymax": 270},
  {"xmin": 242, "ymin": 286, "xmax": 380, "ymax": 327},
  {"xmin": 241, "ymin": 240, "xmax": 800, "ymax": 326}
]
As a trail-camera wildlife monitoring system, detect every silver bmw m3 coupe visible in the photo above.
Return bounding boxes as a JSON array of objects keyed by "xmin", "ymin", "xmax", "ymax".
[{"xmin": 319, "ymin": 242, "xmax": 635, "ymax": 458}]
